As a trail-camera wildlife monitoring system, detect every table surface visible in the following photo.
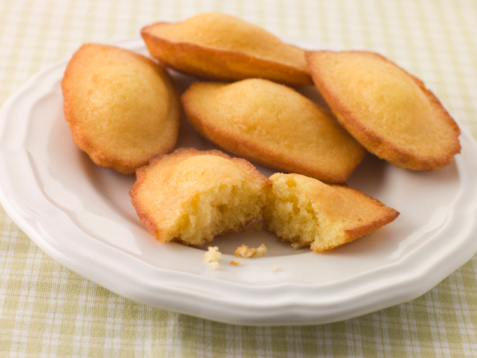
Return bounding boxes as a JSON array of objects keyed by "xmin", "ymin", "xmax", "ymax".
[{"xmin": 1, "ymin": 0, "xmax": 477, "ymax": 356}]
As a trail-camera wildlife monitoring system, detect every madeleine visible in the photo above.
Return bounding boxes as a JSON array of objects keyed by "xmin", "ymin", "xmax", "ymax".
[
  {"xmin": 263, "ymin": 173, "xmax": 399, "ymax": 252},
  {"xmin": 141, "ymin": 12, "xmax": 311, "ymax": 86},
  {"xmin": 130, "ymin": 148, "xmax": 269, "ymax": 247},
  {"xmin": 62, "ymin": 43, "xmax": 180, "ymax": 174},
  {"xmin": 181, "ymin": 78, "xmax": 366, "ymax": 183},
  {"xmin": 306, "ymin": 50, "xmax": 461, "ymax": 170}
]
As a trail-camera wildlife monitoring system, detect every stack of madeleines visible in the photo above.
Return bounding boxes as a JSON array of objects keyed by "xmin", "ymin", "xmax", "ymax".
[{"xmin": 61, "ymin": 12, "xmax": 461, "ymax": 253}]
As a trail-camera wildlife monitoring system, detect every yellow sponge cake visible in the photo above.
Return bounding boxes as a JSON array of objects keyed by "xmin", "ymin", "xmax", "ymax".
[
  {"xmin": 141, "ymin": 12, "xmax": 311, "ymax": 86},
  {"xmin": 181, "ymin": 78, "xmax": 366, "ymax": 183},
  {"xmin": 306, "ymin": 50, "xmax": 461, "ymax": 170},
  {"xmin": 181, "ymin": 79, "xmax": 366, "ymax": 182},
  {"xmin": 62, "ymin": 44, "xmax": 180, "ymax": 174},
  {"xmin": 263, "ymin": 173, "xmax": 399, "ymax": 252},
  {"xmin": 130, "ymin": 148, "xmax": 269, "ymax": 247}
]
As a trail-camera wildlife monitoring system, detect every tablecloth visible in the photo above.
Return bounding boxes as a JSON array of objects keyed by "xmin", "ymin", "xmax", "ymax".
[{"xmin": 1, "ymin": 0, "xmax": 477, "ymax": 356}]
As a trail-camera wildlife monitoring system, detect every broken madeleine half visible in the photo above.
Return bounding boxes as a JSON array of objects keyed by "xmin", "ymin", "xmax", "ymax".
[
  {"xmin": 130, "ymin": 148, "xmax": 270, "ymax": 247},
  {"xmin": 263, "ymin": 173, "xmax": 399, "ymax": 252},
  {"xmin": 181, "ymin": 78, "xmax": 366, "ymax": 183},
  {"xmin": 62, "ymin": 43, "xmax": 180, "ymax": 174},
  {"xmin": 141, "ymin": 12, "xmax": 311, "ymax": 86},
  {"xmin": 306, "ymin": 50, "xmax": 461, "ymax": 170}
]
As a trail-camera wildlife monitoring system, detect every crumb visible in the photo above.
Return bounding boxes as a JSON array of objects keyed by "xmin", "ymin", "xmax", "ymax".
[
  {"xmin": 255, "ymin": 244, "xmax": 267, "ymax": 257},
  {"xmin": 204, "ymin": 246, "xmax": 221, "ymax": 269},
  {"xmin": 204, "ymin": 246, "xmax": 222, "ymax": 262},
  {"xmin": 272, "ymin": 265, "xmax": 280, "ymax": 272},
  {"xmin": 230, "ymin": 260, "xmax": 241, "ymax": 266},
  {"xmin": 234, "ymin": 244, "xmax": 267, "ymax": 258}
]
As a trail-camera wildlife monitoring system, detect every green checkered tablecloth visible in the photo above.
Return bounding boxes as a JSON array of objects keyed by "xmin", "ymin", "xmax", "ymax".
[{"xmin": 1, "ymin": 0, "xmax": 477, "ymax": 356}]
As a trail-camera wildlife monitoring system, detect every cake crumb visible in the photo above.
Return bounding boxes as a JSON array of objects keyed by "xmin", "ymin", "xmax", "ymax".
[
  {"xmin": 234, "ymin": 244, "xmax": 267, "ymax": 258},
  {"xmin": 272, "ymin": 265, "xmax": 280, "ymax": 272},
  {"xmin": 230, "ymin": 260, "xmax": 241, "ymax": 266},
  {"xmin": 204, "ymin": 246, "xmax": 222, "ymax": 269}
]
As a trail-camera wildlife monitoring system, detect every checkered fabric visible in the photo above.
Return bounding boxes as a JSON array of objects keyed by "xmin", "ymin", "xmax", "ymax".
[{"xmin": 1, "ymin": 0, "xmax": 477, "ymax": 356}]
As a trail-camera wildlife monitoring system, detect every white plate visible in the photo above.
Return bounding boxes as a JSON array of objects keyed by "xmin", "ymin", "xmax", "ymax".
[{"xmin": 1, "ymin": 37, "xmax": 477, "ymax": 326}]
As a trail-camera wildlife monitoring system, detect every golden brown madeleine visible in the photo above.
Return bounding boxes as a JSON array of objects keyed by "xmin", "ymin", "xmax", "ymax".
[
  {"xmin": 306, "ymin": 50, "xmax": 461, "ymax": 170},
  {"xmin": 62, "ymin": 44, "xmax": 180, "ymax": 174},
  {"xmin": 130, "ymin": 148, "xmax": 270, "ymax": 247},
  {"xmin": 141, "ymin": 12, "xmax": 311, "ymax": 86},
  {"xmin": 263, "ymin": 173, "xmax": 399, "ymax": 252},
  {"xmin": 181, "ymin": 79, "xmax": 366, "ymax": 183}
]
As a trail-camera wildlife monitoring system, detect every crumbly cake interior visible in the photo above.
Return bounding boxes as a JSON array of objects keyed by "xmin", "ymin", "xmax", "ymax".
[
  {"xmin": 171, "ymin": 179, "xmax": 266, "ymax": 246},
  {"xmin": 263, "ymin": 174, "xmax": 344, "ymax": 250}
]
